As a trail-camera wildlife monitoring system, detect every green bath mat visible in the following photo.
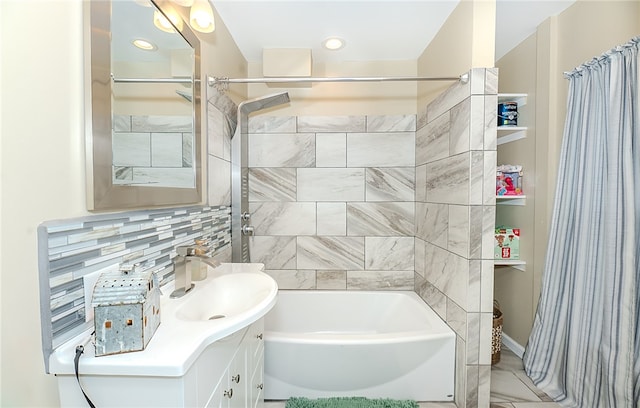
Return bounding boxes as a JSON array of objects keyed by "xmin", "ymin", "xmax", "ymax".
[{"xmin": 285, "ymin": 397, "xmax": 419, "ymax": 408}]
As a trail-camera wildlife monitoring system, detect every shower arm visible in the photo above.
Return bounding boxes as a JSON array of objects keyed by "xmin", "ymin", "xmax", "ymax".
[{"xmin": 208, "ymin": 73, "xmax": 469, "ymax": 89}]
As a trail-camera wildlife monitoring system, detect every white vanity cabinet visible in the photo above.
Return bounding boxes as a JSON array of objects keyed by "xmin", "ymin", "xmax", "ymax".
[
  {"xmin": 56, "ymin": 318, "xmax": 266, "ymax": 408},
  {"xmin": 206, "ymin": 318, "xmax": 265, "ymax": 408}
]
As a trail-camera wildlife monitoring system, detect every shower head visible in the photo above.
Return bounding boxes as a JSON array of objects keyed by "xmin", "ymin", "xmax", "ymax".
[
  {"xmin": 175, "ymin": 89, "xmax": 193, "ymax": 102},
  {"xmin": 238, "ymin": 91, "xmax": 290, "ymax": 115}
]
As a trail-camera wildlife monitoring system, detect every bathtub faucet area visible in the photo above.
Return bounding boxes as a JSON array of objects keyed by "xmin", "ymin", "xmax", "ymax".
[{"xmin": 170, "ymin": 240, "xmax": 221, "ymax": 299}]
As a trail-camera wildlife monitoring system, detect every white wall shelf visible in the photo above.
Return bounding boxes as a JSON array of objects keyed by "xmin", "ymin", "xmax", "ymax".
[
  {"xmin": 494, "ymin": 259, "xmax": 526, "ymax": 272},
  {"xmin": 498, "ymin": 93, "xmax": 527, "ymax": 107},
  {"xmin": 497, "ymin": 126, "xmax": 527, "ymax": 145},
  {"xmin": 496, "ymin": 195, "xmax": 526, "ymax": 206}
]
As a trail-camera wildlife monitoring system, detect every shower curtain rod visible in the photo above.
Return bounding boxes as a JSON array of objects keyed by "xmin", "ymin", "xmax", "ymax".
[
  {"xmin": 207, "ymin": 73, "xmax": 468, "ymax": 88},
  {"xmin": 112, "ymin": 77, "xmax": 194, "ymax": 84}
]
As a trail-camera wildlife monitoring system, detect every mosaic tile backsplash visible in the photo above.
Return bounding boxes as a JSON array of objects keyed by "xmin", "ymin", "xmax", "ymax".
[{"xmin": 38, "ymin": 205, "xmax": 231, "ymax": 372}]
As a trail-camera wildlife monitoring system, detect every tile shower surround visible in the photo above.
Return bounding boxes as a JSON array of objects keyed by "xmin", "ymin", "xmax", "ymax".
[
  {"xmin": 38, "ymin": 206, "xmax": 231, "ymax": 371},
  {"xmin": 235, "ymin": 68, "xmax": 498, "ymax": 407}
]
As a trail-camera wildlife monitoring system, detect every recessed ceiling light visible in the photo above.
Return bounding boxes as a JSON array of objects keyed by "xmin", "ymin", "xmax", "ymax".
[
  {"xmin": 132, "ymin": 39, "xmax": 157, "ymax": 51},
  {"xmin": 322, "ymin": 37, "xmax": 345, "ymax": 51}
]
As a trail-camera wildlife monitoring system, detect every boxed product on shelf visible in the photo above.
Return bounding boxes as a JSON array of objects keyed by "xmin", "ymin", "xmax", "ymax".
[
  {"xmin": 498, "ymin": 101, "xmax": 518, "ymax": 126},
  {"xmin": 496, "ymin": 164, "xmax": 523, "ymax": 196},
  {"xmin": 495, "ymin": 227, "xmax": 520, "ymax": 260}
]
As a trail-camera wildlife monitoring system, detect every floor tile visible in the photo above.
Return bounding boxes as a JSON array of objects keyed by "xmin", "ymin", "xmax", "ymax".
[{"xmin": 490, "ymin": 370, "xmax": 542, "ymax": 403}]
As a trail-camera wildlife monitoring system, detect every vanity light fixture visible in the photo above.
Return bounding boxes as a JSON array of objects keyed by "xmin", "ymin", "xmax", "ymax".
[
  {"xmin": 132, "ymin": 39, "xmax": 157, "ymax": 51},
  {"xmin": 153, "ymin": 8, "xmax": 183, "ymax": 33},
  {"xmin": 189, "ymin": 0, "xmax": 215, "ymax": 33},
  {"xmin": 322, "ymin": 37, "xmax": 345, "ymax": 50}
]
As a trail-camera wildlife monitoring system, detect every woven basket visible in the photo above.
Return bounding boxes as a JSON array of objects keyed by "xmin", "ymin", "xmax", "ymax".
[{"xmin": 491, "ymin": 300, "xmax": 504, "ymax": 365}]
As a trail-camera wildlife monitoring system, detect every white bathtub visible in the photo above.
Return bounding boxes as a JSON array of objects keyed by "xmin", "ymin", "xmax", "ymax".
[{"xmin": 263, "ymin": 290, "xmax": 455, "ymax": 401}]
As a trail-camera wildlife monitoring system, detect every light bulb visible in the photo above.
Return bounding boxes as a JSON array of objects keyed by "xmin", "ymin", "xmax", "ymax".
[
  {"xmin": 153, "ymin": 9, "xmax": 183, "ymax": 33},
  {"xmin": 190, "ymin": 0, "xmax": 215, "ymax": 33},
  {"xmin": 171, "ymin": 0, "xmax": 194, "ymax": 6}
]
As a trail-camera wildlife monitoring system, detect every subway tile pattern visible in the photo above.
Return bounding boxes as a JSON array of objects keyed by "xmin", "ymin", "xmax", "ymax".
[
  {"xmin": 247, "ymin": 114, "xmax": 416, "ymax": 290},
  {"xmin": 415, "ymin": 68, "xmax": 498, "ymax": 408},
  {"xmin": 38, "ymin": 205, "xmax": 231, "ymax": 364}
]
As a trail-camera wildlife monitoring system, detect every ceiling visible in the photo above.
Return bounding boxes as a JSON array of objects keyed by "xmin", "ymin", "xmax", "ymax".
[{"xmin": 211, "ymin": 0, "xmax": 576, "ymax": 64}]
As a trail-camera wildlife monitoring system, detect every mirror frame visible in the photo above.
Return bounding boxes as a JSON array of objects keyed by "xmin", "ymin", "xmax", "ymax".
[{"xmin": 85, "ymin": 0, "xmax": 202, "ymax": 211}]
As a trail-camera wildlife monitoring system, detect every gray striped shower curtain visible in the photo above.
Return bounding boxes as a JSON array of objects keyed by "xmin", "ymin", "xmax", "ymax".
[{"xmin": 523, "ymin": 37, "xmax": 640, "ymax": 408}]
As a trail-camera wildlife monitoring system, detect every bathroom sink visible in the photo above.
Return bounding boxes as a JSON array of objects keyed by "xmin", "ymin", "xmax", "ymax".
[{"xmin": 175, "ymin": 272, "xmax": 277, "ymax": 322}]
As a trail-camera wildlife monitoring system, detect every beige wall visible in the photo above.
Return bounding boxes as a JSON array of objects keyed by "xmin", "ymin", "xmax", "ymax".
[
  {"xmin": 417, "ymin": 0, "xmax": 496, "ymax": 111},
  {"xmin": 0, "ymin": 0, "xmax": 247, "ymax": 405},
  {"xmin": 495, "ymin": 0, "xmax": 640, "ymax": 347}
]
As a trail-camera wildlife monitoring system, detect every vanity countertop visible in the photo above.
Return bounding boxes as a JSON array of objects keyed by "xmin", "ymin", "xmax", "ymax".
[{"xmin": 49, "ymin": 263, "xmax": 277, "ymax": 377}]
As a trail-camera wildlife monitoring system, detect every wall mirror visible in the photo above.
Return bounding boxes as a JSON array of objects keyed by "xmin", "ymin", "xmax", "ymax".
[{"xmin": 85, "ymin": 0, "xmax": 202, "ymax": 211}]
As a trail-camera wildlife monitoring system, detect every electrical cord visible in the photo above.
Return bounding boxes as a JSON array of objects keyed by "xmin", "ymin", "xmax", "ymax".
[{"xmin": 74, "ymin": 333, "xmax": 96, "ymax": 408}]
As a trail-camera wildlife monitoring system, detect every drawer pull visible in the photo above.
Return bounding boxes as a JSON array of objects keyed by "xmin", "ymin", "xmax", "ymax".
[
  {"xmin": 257, "ymin": 383, "xmax": 264, "ymax": 390},
  {"xmin": 224, "ymin": 388, "xmax": 233, "ymax": 398},
  {"xmin": 256, "ymin": 333, "xmax": 263, "ymax": 340},
  {"xmin": 231, "ymin": 374, "xmax": 241, "ymax": 383}
]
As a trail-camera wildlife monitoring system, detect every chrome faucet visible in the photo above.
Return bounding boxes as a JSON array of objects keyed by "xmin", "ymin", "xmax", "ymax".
[{"xmin": 170, "ymin": 240, "xmax": 221, "ymax": 299}]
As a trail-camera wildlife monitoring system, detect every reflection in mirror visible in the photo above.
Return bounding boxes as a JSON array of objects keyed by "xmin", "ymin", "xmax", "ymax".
[
  {"xmin": 86, "ymin": 0, "xmax": 202, "ymax": 210},
  {"xmin": 111, "ymin": 0, "xmax": 195, "ymax": 188}
]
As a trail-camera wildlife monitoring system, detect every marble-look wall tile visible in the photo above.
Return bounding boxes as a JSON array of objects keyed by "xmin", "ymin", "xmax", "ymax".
[
  {"xmin": 207, "ymin": 155, "xmax": 231, "ymax": 206},
  {"xmin": 424, "ymin": 242, "xmax": 469, "ymax": 309},
  {"xmin": 365, "ymin": 237, "xmax": 414, "ymax": 270},
  {"xmin": 415, "ymin": 164, "xmax": 427, "ymax": 202},
  {"xmin": 249, "ymin": 202, "xmax": 316, "ymax": 235},
  {"xmin": 366, "ymin": 114, "xmax": 416, "ymax": 132},
  {"xmin": 249, "ymin": 116, "xmax": 296, "ymax": 133},
  {"xmin": 266, "ymin": 269, "xmax": 316, "ymax": 289},
  {"xmin": 316, "ymin": 133, "xmax": 346, "ymax": 167},
  {"xmin": 249, "ymin": 168, "xmax": 297, "ymax": 202},
  {"xmin": 347, "ymin": 132, "xmax": 415, "ymax": 167},
  {"xmin": 113, "ymin": 115, "xmax": 131, "ymax": 132},
  {"xmin": 448, "ymin": 205, "xmax": 470, "ymax": 257},
  {"xmin": 485, "ymin": 68, "xmax": 499, "ymax": 95},
  {"xmin": 151, "ymin": 133, "xmax": 183, "ymax": 167},
  {"xmin": 455, "ymin": 337, "xmax": 467, "ymax": 406},
  {"xmin": 317, "ymin": 203, "xmax": 346, "ymax": 236},
  {"xmin": 426, "ymin": 153, "xmax": 470, "ymax": 205},
  {"xmin": 469, "ymin": 206, "xmax": 484, "ymax": 259},
  {"xmin": 470, "ymin": 68, "xmax": 486, "ymax": 96},
  {"xmin": 297, "ymin": 168, "xmax": 365, "ymax": 201},
  {"xmin": 112, "ymin": 133, "xmax": 150, "ymax": 166},
  {"xmin": 482, "ymin": 206, "xmax": 496, "ymax": 260},
  {"xmin": 131, "ymin": 115, "xmax": 191, "ymax": 132},
  {"xmin": 347, "ymin": 270, "xmax": 414, "ymax": 290},
  {"xmin": 317, "ymin": 270, "xmax": 347, "ymax": 289},
  {"xmin": 469, "ymin": 151, "xmax": 484, "ymax": 205},
  {"xmin": 298, "ymin": 115, "xmax": 365, "ymax": 133},
  {"xmin": 347, "ymin": 202, "xmax": 414, "ymax": 236},
  {"xmin": 416, "ymin": 112, "xmax": 449, "ymax": 166},
  {"xmin": 207, "ymin": 105, "xmax": 228, "ymax": 160},
  {"xmin": 297, "ymin": 236, "xmax": 364, "ymax": 270},
  {"xmin": 469, "ymin": 96, "xmax": 485, "ymax": 151},
  {"xmin": 478, "ymin": 312, "xmax": 493, "ymax": 365},
  {"xmin": 415, "ymin": 238, "xmax": 426, "ymax": 278},
  {"xmin": 416, "ymin": 277, "xmax": 448, "ymax": 320},
  {"xmin": 447, "ymin": 298, "xmax": 467, "ymax": 340},
  {"xmin": 465, "ymin": 365, "xmax": 479, "ymax": 408},
  {"xmin": 182, "ymin": 134, "xmax": 193, "ymax": 167},
  {"xmin": 426, "ymin": 76, "xmax": 471, "ymax": 123},
  {"xmin": 450, "ymin": 99, "xmax": 470, "ymax": 155},
  {"xmin": 248, "ymin": 133, "xmax": 315, "ymax": 167},
  {"xmin": 416, "ymin": 107, "xmax": 428, "ymax": 131},
  {"xmin": 484, "ymin": 95, "xmax": 498, "ymax": 151},
  {"xmin": 466, "ymin": 312, "xmax": 480, "ymax": 364},
  {"xmin": 249, "ymin": 236, "xmax": 296, "ymax": 269},
  {"xmin": 480, "ymin": 260, "xmax": 494, "ymax": 313},
  {"xmin": 477, "ymin": 365, "xmax": 492, "ymax": 408},
  {"xmin": 415, "ymin": 202, "xmax": 448, "ymax": 247},
  {"xmin": 207, "ymin": 88, "xmax": 237, "ymax": 128},
  {"xmin": 484, "ymin": 150, "xmax": 497, "ymax": 205},
  {"xmin": 467, "ymin": 260, "xmax": 481, "ymax": 313},
  {"xmin": 365, "ymin": 168, "xmax": 415, "ymax": 202}
]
